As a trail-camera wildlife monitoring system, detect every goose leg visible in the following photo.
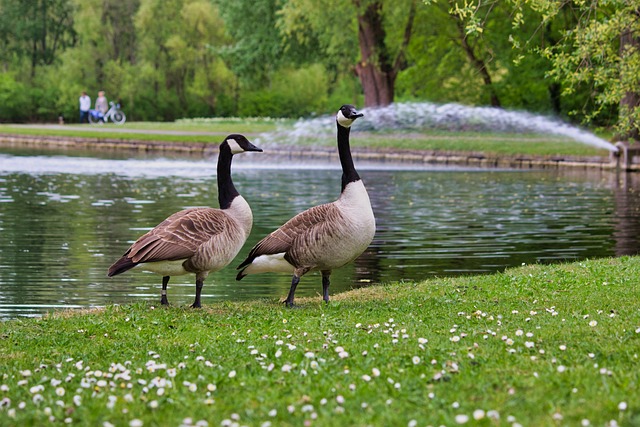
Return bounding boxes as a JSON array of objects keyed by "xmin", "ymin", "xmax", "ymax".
[
  {"xmin": 191, "ymin": 278, "xmax": 204, "ymax": 308},
  {"xmin": 161, "ymin": 276, "xmax": 170, "ymax": 305},
  {"xmin": 284, "ymin": 275, "xmax": 300, "ymax": 307},
  {"xmin": 321, "ymin": 270, "xmax": 331, "ymax": 303}
]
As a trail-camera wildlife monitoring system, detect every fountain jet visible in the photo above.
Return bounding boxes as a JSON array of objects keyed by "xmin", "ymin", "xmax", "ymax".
[{"xmin": 262, "ymin": 102, "xmax": 619, "ymax": 153}]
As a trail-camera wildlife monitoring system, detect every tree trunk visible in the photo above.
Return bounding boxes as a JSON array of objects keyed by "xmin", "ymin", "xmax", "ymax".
[
  {"xmin": 354, "ymin": 0, "xmax": 416, "ymax": 107},
  {"xmin": 545, "ymin": 22, "xmax": 562, "ymax": 115},
  {"xmin": 355, "ymin": 60, "xmax": 394, "ymax": 108},
  {"xmin": 548, "ymin": 82, "xmax": 562, "ymax": 115},
  {"xmin": 619, "ymin": 29, "xmax": 640, "ymax": 141},
  {"xmin": 452, "ymin": 13, "xmax": 501, "ymax": 108}
]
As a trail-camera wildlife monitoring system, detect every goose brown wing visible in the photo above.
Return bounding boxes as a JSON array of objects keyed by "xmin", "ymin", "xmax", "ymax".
[
  {"xmin": 238, "ymin": 203, "xmax": 339, "ymax": 268},
  {"xmin": 126, "ymin": 208, "xmax": 230, "ymax": 263}
]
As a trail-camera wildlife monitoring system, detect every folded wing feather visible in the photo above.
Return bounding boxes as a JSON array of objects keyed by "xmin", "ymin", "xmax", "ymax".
[
  {"xmin": 238, "ymin": 203, "xmax": 340, "ymax": 269},
  {"xmin": 126, "ymin": 208, "xmax": 230, "ymax": 264}
]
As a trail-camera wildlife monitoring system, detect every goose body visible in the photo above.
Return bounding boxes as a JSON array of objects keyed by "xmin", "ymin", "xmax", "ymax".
[
  {"xmin": 237, "ymin": 105, "xmax": 375, "ymax": 306},
  {"xmin": 107, "ymin": 134, "xmax": 262, "ymax": 308}
]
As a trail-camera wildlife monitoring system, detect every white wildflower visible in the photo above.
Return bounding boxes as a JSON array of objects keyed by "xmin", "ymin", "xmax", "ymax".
[{"xmin": 455, "ymin": 414, "xmax": 469, "ymax": 424}]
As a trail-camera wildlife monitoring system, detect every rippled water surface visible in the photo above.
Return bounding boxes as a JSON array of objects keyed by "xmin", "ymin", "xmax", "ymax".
[{"xmin": 1, "ymin": 147, "xmax": 639, "ymax": 318}]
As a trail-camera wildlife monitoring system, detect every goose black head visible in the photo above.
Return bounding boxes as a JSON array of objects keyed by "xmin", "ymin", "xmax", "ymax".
[
  {"xmin": 222, "ymin": 134, "xmax": 263, "ymax": 155},
  {"xmin": 336, "ymin": 104, "xmax": 364, "ymax": 128}
]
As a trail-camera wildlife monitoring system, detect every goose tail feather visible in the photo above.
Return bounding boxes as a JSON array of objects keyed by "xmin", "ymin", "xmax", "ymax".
[
  {"xmin": 235, "ymin": 253, "xmax": 257, "ymax": 280},
  {"xmin": 107, "ymin": 256, "xmax": 137, "ymax": 277}
]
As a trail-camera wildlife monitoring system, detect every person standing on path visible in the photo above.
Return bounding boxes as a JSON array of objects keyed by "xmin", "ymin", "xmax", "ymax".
[
  {"xmin": 95, "ymin": 91, "xmax": 108, "ymax": 116},
  {"xmin": 79, "ymin": 91, "xmax": 91, "ymax": 123}
]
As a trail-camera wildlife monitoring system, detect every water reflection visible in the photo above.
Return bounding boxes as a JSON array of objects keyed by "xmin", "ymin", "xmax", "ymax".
[
  {"xmin": 1, "ymin": 148, "xmax": 639, "ymax": 319},
  {"xmin": 612, "ymin": 171, "xmax": 640, "ymax": 255}
]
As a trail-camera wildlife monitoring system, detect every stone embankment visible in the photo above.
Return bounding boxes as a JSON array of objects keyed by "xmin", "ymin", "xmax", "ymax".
[{"xmin": 0, "ymin": 133, "xmax": 625, "ymax": 170}]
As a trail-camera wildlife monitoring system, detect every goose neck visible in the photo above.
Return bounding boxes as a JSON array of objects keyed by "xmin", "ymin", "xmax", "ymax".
[
  {"xmin": 217, "ymin": 147, "xmax": 240, "ymax": 209},
  {"xmin": 337, "ymin": 123, "xmax": 360, "ymax": 191}
]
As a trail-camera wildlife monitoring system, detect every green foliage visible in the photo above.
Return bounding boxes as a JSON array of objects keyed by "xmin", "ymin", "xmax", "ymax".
[
  {"xmin": 0, "ymin": 0, "xmax": 76, "ymax": 70},
  {"xmin": 510, "ymin": 0, "xmax": 640, "ymax": 139},
  {"xmin": 0, "ymin": 257, "xmax": 639, "ymax": 426},
  {"xmin": 129, "ymin": 0, "xmax": 233, "ymax": 120},
  {"xmin": 278, "ymin": 0, "xmax": 419, "ymax": 107},
  {"xmin": 216, "ymin": 0, "xmax": 283, "ymax": 85},
  {"xmin": 399, "ymin": 1, "xmax": 564, "ymax": 114},
  {"xmin": 0, "ymin": 0, "xmax": 638, "ymax": 127},
  {"xmin": 277, "ymin": 0, "xmax": 358, "ymax": 68},
  {"xmin": 0, "ymin": 74, "xmax": 29, "ymax": 122},
  {"xmin": 325, "ymin": 76, "xmax": 365, "ymax": 112},
  {"xmin": 238, "ymin": 64, "xmax": 329, "ymax": 117}
]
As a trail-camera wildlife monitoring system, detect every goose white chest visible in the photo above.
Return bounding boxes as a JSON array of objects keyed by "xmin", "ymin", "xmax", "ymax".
[{"xmin": 328, "ymin": 180, "xmax": 376, "ymax": 265}]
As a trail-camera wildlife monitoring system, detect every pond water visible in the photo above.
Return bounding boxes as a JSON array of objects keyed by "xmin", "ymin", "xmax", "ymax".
[{"xmin": 1, "ymin": 147, "xmax": 639, "ymax": 319}]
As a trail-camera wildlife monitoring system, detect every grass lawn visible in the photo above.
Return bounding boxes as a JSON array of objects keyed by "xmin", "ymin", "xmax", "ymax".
[
  {"xmin": 293, "ymin": 132, "xmax": 608, "ymax": 157},
  {"xmin": 0, "ymin": 119, "xmax": 611, "ymax": 158},
  {"xmin": 1, "ymin": 257, "xmax": 639, "ymax": 426}
]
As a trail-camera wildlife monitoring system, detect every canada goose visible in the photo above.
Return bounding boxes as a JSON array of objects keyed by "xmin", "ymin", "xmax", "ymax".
[
  {"xmin": 236, "ymin": 105, "xmax": 375, "ymax": 306},
  {"xmin": 107, "ymin": 134, "xmax": 262, "ymax": 308}
]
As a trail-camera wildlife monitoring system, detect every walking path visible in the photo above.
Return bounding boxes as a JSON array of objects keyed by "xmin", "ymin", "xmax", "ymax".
[{"xmin": 6, "ymin": 124, "xmax": 236, "ymax": 137}]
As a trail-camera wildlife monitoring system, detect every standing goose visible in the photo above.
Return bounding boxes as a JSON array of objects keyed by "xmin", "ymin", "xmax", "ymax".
[
  {"xmin": 107, "ymin": 134, "xmax": 262, "ymax": 308},
  {"xmin": 236, "ymin": 105, "xmax": 375, "ymax": 306}
]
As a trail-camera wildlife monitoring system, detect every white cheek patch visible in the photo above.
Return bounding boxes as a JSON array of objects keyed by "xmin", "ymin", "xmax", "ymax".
[
  {"xmin": 226, "ymin": 138, "xmax": 243, "ymax": 154},
  {"xmin": 337, "ymin": 110, "xmax": 354, "ymax": 128}
]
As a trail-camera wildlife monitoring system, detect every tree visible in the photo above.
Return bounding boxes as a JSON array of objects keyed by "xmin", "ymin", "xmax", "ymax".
[
  {"xmin": 278, "ymin": 0, "xmax": 417, "ymax": 107},
  {"xmin": 133, "ymin": 0, "xmax": 233, "ymax": 119},
  {"xmin": 217, "ymin": 0, "xmax": 284, "ymax": 85},
  {"xmin": 353, "ymin": 0, "xmax": 417, "ymax": 106},
  {"xmin": 398, "ymin": 1, "xmax": 562, "ymax": 113},
  {"xmin": 619, "ymin": 17, "xmax": 640, "ymax": 140},
  {"xmin": 428, "ymin": 0, "xmax": 569, "ymax": 111},
  {"xmin": 0, "ymin": 0, "xmax": 76, "ymax": 78},
  {"xmin": 444, "ymin": 0, "xmax": 502, "ymax": 107},
  {"xmin": 0, "ymin": 0, "xmax": 77, "ymax": 120},
  {"xmin": 510, "ymin": 0, "xmax": 640, "ymax": 140},
  {"xmin": 101, "ymin": 0, "xmax": 140, "ymax": 65},
  {"xmin": 177, "ymin": 0, "xmax": 231, "ymax": 114}
]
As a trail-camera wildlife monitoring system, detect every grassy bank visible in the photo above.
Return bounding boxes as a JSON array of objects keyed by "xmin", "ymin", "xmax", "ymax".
[
  {"xmin": 1, "ymin": 257, "xmax": 639, "ymax": 426},
  {"xmin": 0, "ymin": 121, "xmax": 609, "ymax": 157}
]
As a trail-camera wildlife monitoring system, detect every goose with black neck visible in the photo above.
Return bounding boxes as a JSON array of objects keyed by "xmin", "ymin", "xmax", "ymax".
[
  {"xmin": 236, "ymin": 105, "xmax": 376, "ymax": 307},
  {"xmin": 107, "ymin": 134, "xmax": 262, "ymax": 308}
]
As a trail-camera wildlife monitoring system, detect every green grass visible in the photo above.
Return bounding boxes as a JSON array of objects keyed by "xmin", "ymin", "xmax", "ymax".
[
  {"xmin": 0, "ymin": 121, "xmax": 610, "ymax": 157},
  {"xmin": 293, "ymin": 132, "xmax": 607, "ymax": 157},
  {"xmin": 129, "ymin": 118, "xmax": 291, "ymax": 134},
  {"xmin": 1, "ymin": 257, "xmax": 639, "ymax": 426},
  {"xmin": 0, "ymin": 127, "xmax": 214, "ymax": 144},
  {"xmin": 0, "ymin": 118, "xmax": 288, "ymax": 135}
]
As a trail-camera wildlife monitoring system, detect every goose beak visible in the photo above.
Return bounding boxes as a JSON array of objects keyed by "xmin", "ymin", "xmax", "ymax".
[
  {"xmin": 352, "ymin": 112, "xmax": 364, "ymax": 119},
  {"xmin": 245, "ymin": 142, "xmax": 263, "ymax": 152}
]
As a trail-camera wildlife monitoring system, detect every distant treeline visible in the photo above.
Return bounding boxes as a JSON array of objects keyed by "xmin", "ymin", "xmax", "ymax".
[{"xmin": 0, "ymin": 0, "xmax": 638, "ymax": 139}]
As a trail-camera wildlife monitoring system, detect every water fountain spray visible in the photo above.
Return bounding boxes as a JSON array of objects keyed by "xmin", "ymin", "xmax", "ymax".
[{"xmin": 261, "ymin": 102, "xmax": 619, "ymax": 153}]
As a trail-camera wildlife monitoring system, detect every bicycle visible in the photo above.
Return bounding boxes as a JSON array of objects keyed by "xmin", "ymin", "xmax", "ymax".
[{"xmin": 89, "ymin": 101, "xmax": 126, "ymax": 125}]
